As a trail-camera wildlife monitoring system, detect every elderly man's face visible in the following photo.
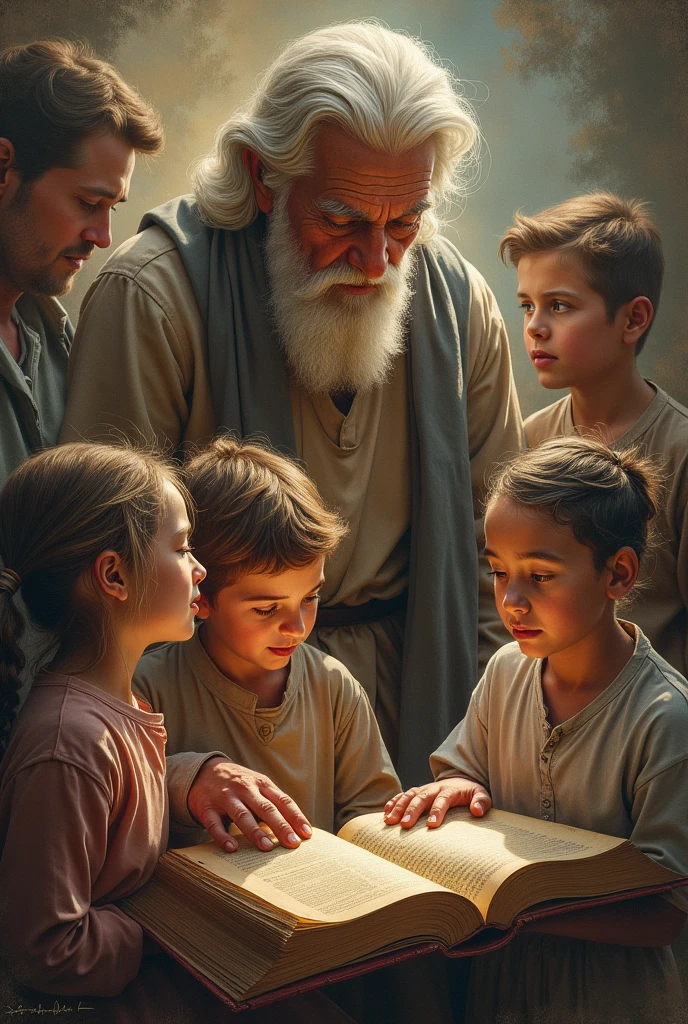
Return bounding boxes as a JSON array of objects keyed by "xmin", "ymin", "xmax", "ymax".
[
  {"xmin": 253, "ymin": 123, "xmax": 435, "ymax": 395},
  {"xmin": 284, "ymin": 124, "xmax": 434, "ymax": 284}
]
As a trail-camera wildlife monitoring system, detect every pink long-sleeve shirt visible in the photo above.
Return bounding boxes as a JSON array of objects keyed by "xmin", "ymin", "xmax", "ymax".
[{"xmin": 0, "ymin": 672, "xmax": 168, "ymax": 997}]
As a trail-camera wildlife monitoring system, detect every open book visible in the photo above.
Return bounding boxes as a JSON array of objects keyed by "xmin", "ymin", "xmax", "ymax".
[{"xmin": 120, "ymin": 807, "xmax": 682, "ymax": 1004}]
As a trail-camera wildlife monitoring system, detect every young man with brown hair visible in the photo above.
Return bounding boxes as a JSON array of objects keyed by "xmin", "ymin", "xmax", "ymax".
[
  {"xmin": 500, "ymin": 191, "xmax": 688, "ymax": 676},
  {"xmin": 0, "ymin": 38, "xmax": 163, "ymax": 488}
]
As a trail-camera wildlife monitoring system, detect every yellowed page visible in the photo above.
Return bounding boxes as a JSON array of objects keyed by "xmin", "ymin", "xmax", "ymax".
[
  {"xmin": 174, "ymin": 827, "xmax": 452, "ymax": 923},
  {"xmin": 339, "ymin": 807, "xmax": 624, "ymax": 919}
]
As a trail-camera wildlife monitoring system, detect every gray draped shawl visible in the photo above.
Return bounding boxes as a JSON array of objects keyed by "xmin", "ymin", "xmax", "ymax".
[{"xmin": 140, "ymin": 197, "xmax": 478, "ymax": 786}]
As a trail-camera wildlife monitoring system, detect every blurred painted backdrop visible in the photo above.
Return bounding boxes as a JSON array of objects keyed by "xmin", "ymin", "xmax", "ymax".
[{"xmin": 2, "ymin": 0, "xmax": 686, "ymax": 415}]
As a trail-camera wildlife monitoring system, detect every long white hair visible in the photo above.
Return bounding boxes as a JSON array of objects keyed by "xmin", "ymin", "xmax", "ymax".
[{"xmin": 192, "ymin": 21, "xmax": 481, "ymax": 241}]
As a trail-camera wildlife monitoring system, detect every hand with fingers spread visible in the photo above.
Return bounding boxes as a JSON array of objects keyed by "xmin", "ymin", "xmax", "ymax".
[
  {"xmin": 383, "ymin": 775, "xmax": 492, "ymax": 829},
  {"xmin": 187, "ymin": 757, "xmax": 313, "ymax": 853}
]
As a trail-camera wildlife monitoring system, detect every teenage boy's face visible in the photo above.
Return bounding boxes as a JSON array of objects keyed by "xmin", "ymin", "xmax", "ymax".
[
  {"xmin": 517, "ymin": 250, "xmax": 629, "ymax": 391},
  {"xmin": 485, "ymin": 495, "xmax": 615, "ymax": 662},
  {"xmin": 196, "ymin": 558, "xmax": 325, "ymax": 683},
  {"xmin": 0, "ymin": 130, "xmax": 134, "ymax": 298}
]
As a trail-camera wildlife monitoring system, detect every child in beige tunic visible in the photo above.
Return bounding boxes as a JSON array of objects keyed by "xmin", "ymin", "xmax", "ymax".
[
  {"xmin": 135, "ymin": 435, "xmax": 400, "ymax": 844},
  {"xmin": 135, "ymin": 437, "xmax": 456, "ymax": 1024},
  {"xmin": 499, "ymin": 192, "xmax": 688, "ymax": 677},
  {"xmin": 385, "ymin": 438, "xmax": 688, "ymax": 1024}
]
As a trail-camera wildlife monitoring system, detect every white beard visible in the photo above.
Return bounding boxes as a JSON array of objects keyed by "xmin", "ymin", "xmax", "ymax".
[{"xmin": 264, "ymin": 190, "xmax": 416, "ymax": 395}]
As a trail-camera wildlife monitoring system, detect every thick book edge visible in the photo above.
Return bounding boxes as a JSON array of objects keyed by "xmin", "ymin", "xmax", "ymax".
[{"xmin": 145, "ymin": 875, "xmax": 688, "ymax": 1012}]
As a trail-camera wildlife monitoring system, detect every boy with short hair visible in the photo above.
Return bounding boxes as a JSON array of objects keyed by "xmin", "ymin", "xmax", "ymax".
[
  {"xmin": 134, "ymin": 435, "xmax": 400, "ymax": 841},
  {"xmin": 499, "ymin": 191, "xmax": 688, "ymax": 676}
]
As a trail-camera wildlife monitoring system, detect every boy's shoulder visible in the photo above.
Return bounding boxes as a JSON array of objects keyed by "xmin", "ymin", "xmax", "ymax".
[
  {"xmin": 623, "ymin": 636, "xmax": 688, "ymax": 773},
  {"xmin": 133, "ymin": 640, "xmax": 205, "ymax": 716},
  {"xmin": 524, "ymin": 385, "xmax": 688, "ymax": 461},
  {"xmin": 636, "ymin": 637, "xmax": 688, "ymax": 713},
  {"xmin": 487, "ymin": 638, "xmax": 532, "ymax": 667},
  {"xmin": 295, "ymin": 642, "xmax": 361, "ymax": 690},
  {"xmin": 636, "ymin": 385, "xmax": 688, "ymax": 454},
  {"xmin": 523, "ymin": 396, "xmax": 573, "ymax": 448},
  {"xmin": 615, "ymin": 386, "xmax": 688, "ymax": 502},
  {"xmin": 294, "ymin": 643, "xmax": 369, "ymax": 713},
  {"xmin": 661, "ymin": 388, "xmax": 688, "ymax": 422}
]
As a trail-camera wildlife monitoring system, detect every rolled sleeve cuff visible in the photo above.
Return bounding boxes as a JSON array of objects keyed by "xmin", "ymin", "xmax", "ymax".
[{"xmin": 166, "ymin": 750, "xmax": 230, "ymax": 830}]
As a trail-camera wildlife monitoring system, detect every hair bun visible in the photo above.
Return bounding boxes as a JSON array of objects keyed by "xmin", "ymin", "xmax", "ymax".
[
  {"xmin": 487, "ymin": 435, "xmax": 662, "ymax": 572},
  {"xmin": 0, "ymin": 569, "xmax": 21, "ymax": 597}
]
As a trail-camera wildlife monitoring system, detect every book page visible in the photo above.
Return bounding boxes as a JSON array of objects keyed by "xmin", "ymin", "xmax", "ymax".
[
  {"xmin": 339, "ymin": 807, "xmax": 624, "ymax": 919},
  {"xmin": 174, "ymin": 827, "xmax": 453, "ymax": 924}
]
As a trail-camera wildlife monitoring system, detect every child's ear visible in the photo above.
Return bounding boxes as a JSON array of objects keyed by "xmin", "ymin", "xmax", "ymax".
[
  {"xmin": 195, "ymin": 593, "xmax": 212, "ymax": 620},
  {"xmin": 621, "ymin": 296, "xmax": 654, "ymax": 347},
  {"xmin": 92, "ymin": 550, "xmax": 129, "ymax": 602},
  {"xmin": 605, "ymin": 546, "xmax": 639, "ymax": 600}
]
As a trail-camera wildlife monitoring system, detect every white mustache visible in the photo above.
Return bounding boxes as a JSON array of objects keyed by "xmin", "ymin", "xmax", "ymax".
[{"xmin": 294, "ymin": 262, "xmax": 403, "ymax": 301}]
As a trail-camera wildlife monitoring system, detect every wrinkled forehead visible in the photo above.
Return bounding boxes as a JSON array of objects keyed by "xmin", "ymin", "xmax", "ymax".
[{"xmin": 308, "ymin": 123, "xmax": 435, "ymax": 214}]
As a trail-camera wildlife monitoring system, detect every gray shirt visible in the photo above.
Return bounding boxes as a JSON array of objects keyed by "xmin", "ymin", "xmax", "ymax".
[
  {"xmin": 1, "ymin": 295, "xmax": 72, "ymax": 704},
  {"xmin": 0, "ymin": 294, "xmax": 71, "ymax": 490}
]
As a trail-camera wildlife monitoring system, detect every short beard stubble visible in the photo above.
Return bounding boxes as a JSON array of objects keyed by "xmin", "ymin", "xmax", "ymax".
[{"xmin": 0, "ymin": 182, "xmax": 88, "ymax": 298}]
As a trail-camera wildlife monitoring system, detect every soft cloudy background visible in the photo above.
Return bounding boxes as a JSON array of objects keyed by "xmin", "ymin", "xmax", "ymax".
[{"xmin": 1, "ymin": 0, "xmax": 687, "ymax": 415}]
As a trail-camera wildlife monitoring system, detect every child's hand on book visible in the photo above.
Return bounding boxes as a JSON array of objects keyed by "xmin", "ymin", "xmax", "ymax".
[
  {"xmin": 383, "ymin": 776, "xmax": 492, "ymax": 829},
  {"xmin": 187, "ymin": 757, "xmax": 313, "ymax": 853}
]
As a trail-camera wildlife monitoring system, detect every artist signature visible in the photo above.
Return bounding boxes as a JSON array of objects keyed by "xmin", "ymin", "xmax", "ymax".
[{"xmin": 4, "ymin": 1004, "xmax": 95, "ymax": 1016}]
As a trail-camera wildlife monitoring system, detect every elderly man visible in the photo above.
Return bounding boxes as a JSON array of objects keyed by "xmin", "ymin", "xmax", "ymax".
[{"xmin": 61, "ymin": 23, "xmax": 523, "ymax": 785}]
